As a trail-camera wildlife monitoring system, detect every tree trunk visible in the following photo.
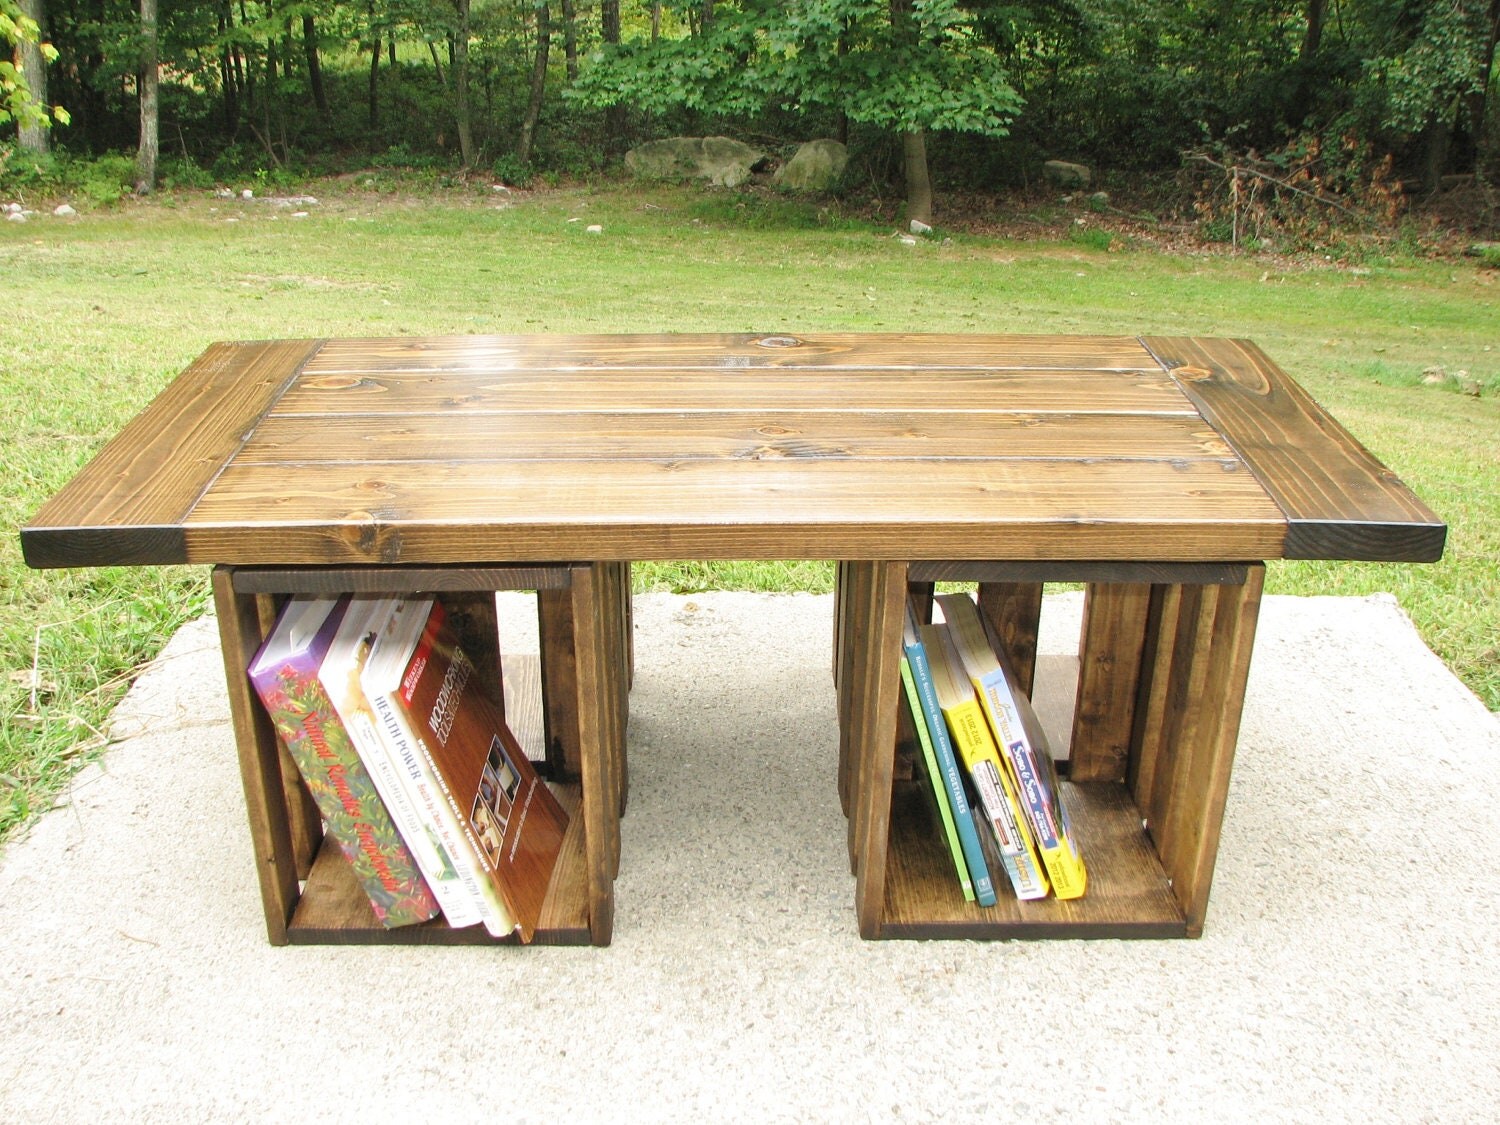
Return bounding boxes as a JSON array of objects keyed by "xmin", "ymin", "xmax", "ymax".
[
  {"xmin": 1421, "ymin": 114, "xmax": 1452, "ymax": 193},
  {"xmin": 518, "ymin": 0, "xmax": 551, "ymax": 166},
  {"xmin": 135, "ymin": 0, "xmax": 159, "ymax": 193},
  {"xmin": 368, "ymin": 34, "xmax": 380, "ymax": 128},
  {"xmin": 303, "ymin": 14, "xmax": 329, "ymax": 115},
  {"xmin": 601, "ymin": 0, "xmax": 627, "ymax": 154},
  {"xmin": 902, "ymin": 130, "xmax": 933, "ymax": 227},
  {"xmin": 1299, "ymin": 0, "xmax": 1325, "ymax": 62},
  {"xmin": 1288, "ymin": 0, "xmax": 1326, "ymax": 126},
  {"xmin": 14, "ymin": 0, "xmax": 50, "ymax": 151},
  {"xmin": 559, "ymin": 0, "xmax": 578, "ymax": 81},
  {"xmin": 1467, "ymin": 0, "xmax": 1500, "ymax": 169},
  {"xmin": 219, "ymin": 1, "xmax": 240, "ymax": 134},
  {"xmin": 453, "ymin": 0, "xmax": 475, "ymax": 167}
]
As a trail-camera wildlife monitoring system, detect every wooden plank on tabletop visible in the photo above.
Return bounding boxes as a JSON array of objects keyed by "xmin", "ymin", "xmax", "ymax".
[
  {"xmin": 241, "ymin": 410, "xmax": 1228, "ymax": 465},
  {"xmin": 1142, "ymin": 336, "xmax": 1446, "ymax": 561},
  {"xmin": 273, "ymin": 367, "xmax": 1195, "ymax": 418},
  {"xmin": 303, "ymin": 332, "xmax": 1158, "ymax": 374},
  {"xmin": 22, "ymin": 339, "xmax": 325, "ymax": 568},
  {"xmin": 181, "ymin": 456, "xmax": 1286, "ymax": 565}
]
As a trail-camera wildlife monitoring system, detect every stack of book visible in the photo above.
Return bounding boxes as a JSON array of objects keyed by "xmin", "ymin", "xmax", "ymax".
[
  {"xmin": 247, "ymin": 594, "xmax": 570, "ymax": 942},
  {"xmin": 899, "ymin": 592, "xmax": 1087, "ymax": 905}
]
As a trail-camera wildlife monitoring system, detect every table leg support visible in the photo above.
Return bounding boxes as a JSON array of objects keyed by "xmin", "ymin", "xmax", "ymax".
[
  {"xmin": 1129, "ymin": 566, "xmax": 1264, "ymax": 936},
  {"xmin": 844, "ymin": 561, "xmax": 909, "ymax": 939},
  {"xmin": 213, "ymin": 567, "xmax": 298, "ymax": 946},
  {"xmin": 569, "ymin": 563, "xmax": 617, "ymax": 945}
]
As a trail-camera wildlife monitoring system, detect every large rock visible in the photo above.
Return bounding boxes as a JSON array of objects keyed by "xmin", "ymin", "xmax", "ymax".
[
  {"xmin": 624, "ymin": 136, "xmax": 766, "ymax": 188},
  {"xmin": 1043, "ymin": 160, "xmax": 1091, "ymax": 189},
  {"xmin": 774, "ymin": 139, "xmax": 849, "ymax": 191}
]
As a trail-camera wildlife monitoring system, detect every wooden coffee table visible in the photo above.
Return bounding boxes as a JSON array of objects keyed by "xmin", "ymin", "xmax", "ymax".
[{"xmin": 23, "ymin": 333, "xmax": 1443, "ymax": 943}]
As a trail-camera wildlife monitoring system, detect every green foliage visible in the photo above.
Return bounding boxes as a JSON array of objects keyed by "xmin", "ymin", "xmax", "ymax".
[
  {"xmin": 491, "ymin": 152, "xmax": 534, "ymax": 188},
  {"xmin": 572, "ymin": 0, "xmax": 1021, "ymax": 137},
  {"xmin": 1, "ymin": 0, "xmax": 69, "ymax": 131},
  {"xmin": 1359, "ymin": 0, "xmax": 1496, "ymax": 135},
  {"xmin": 0, "ymin": 148, "xmax": 137, "ymax": 204}
]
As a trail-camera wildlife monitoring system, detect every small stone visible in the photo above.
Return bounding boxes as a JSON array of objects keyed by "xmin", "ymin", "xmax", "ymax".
[
  {"xmin": 54, "ymin": 203, "xmax": 77, "ymax": 217},
  {"xmin": 291, "ymin": 211, "xmax": 309, "ymax": 219},
  {"xmin": 241, "ymin": 189, "xmax": 254, "ymax": 200},
  {"xmin": 586, "ymin": 224, "xmax": 603, "ymax": 234},
  {"xmin": 3, "ymin": 202, "xmax": 20, "ymax": 213},
  {"xmin": 898, "ymin": 234, "xmax": 918, "ymax": 246},
  {"xmin": 6, "ymin": 212, "xmax": 26, "ymax": 223},
  {"xmin": 1089, "ymin": 191, "xmax": 1110, "ymax": 212}
]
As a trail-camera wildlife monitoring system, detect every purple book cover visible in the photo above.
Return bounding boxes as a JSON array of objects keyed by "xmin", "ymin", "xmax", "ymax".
[{"xmin": 249, "ymin": 597, "xmax": 441, "ymax": 928}]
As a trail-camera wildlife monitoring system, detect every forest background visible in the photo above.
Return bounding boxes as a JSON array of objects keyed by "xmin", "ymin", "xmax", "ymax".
[{"xmin": 3, "ymin": 0, "xmax": 1500, "ymax": 240}]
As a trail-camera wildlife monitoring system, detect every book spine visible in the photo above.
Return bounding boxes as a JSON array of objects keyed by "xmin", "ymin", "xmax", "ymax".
[
  {"xmin": 370, "ymin": 691, "xmax": 516, "ymax": 937},
  {"xmin": 899, "ymin": 657, "xmax": 974, "ymax": 902},
  {"xmin": 250, "ymin": 656, "xmax": 439, "ymax": 928},
  {"xmin": 903, "ymin": 641, "xmax": 998, "ymax": 907},
  {"xmin": 343, "ymin": 708, "xmax": 479, "ymax": 928},
  {"xmin": 399, "ymin": 685, "xmax": 523, "ymax": 940},
  {"xmin": 940, "ymin": 697, "xmax": 1050, "ymax": 901},
  {"xmin": 978, "ymin": 672, "xmax": 1087, "ymax": 900}
]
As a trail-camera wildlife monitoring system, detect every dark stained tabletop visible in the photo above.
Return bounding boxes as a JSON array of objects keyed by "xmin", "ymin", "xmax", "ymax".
[{"xmin": 21, "ymin": 333, "xmax": 1445, "ymax": 569}]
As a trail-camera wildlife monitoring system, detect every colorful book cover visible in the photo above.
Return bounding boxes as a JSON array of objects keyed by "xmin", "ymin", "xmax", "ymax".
[
  {"xmin": 319, "ymin": 597, "xmax": 483, "ymax": 931},
  {"xmin": 362, "ymin": 597, "xmax": 516, "ymax": 938},
  {"xmin": 384, "ymin": 597, "xmax": 570, "ymax": 945},
  {"xmin": 902, "ymin": 606, "xmax": 996, "ymax": 906},
  {"xmin": 922, "ymin": 622, "xmax": 1051, "ymax": 902},
  {"xmin": 248, "ymin": 596, "xmax": 441, "ymax": 929},
  {"xmin": 936, "ymin": 593, "xmax": 1087, "ymax": 900}
]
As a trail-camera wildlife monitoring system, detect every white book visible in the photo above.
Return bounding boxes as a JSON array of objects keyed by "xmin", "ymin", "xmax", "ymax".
[
  {"xmin": 319, "ymin": 596, "xmax": 481, "ymax": 930},
  {"xmin": 361, "ymin": 597, "xmax": 516, "ymax": 939}
]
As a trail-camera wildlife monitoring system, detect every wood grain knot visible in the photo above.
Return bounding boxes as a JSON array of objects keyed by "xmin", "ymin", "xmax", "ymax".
[
  {"xmin": 754, "ymin": 336, "xmax": 803, "ymax": 349},
  {"xmin": 303, "ymin": 375, "xmax": 375, "ymax": 391},
  {"xmin": 1172, "ymin": 365, "xmax": 1213, "ymax": 381}
]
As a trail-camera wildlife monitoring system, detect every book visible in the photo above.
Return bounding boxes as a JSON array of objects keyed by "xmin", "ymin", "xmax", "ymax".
[
  {"xmin": 936, "ymin": 593, "xmax": 1087, "ymax": 900},
  {"xmin": 319, "ymin": 596, "xmax": 485, "ymax": 931},
  {"xmin": 900, "ymin": 656, "xmax": 976, "ymax": 903},
  {"xmin": 364, "ymin": 596, "xmax": 570, "ymax": 944},
  {"xmin": 359, "ymin": 597, "xmax": 516, "ymax": 938},
  {"xmin": 248, "ymin": 596, "xmax": 441, "ymax": 929},
  {"xmin": 900, "ymin": 606, "xmax": 995, "ymax": 906},
  {"xmin": 922, "ymin": 621, "xmax": 1050, "ymax": 901}
]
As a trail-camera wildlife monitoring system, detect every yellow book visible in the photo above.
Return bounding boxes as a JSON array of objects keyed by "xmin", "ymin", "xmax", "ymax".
[
  {"xmin": 920, "ymin": 623, "xmax": 1049, "ymax": 901},
  {"xmin": 936, "ymin": 594, "xmax": 1088, "ymax": 900}
]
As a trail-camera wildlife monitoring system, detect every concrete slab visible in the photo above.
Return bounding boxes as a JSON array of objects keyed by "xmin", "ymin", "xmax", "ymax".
[{"xmin": 3, "ymin": 593, "xmax": 1497, "ymax": 1122}]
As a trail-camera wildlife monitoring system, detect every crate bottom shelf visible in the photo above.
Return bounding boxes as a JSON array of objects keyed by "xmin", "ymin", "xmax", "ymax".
[
  {"xmin": 876, "ymin": 780, "xmax": 1188, "ymax": 940},
  {"xmin": 285, "ymin": 783, "xmax": 594, "ymax": 946}
]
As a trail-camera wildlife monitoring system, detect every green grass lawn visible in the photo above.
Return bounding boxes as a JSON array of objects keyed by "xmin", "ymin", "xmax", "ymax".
[{"xmin": 3, "ymin": 181, "xmax": 1496, "ymax": 843}]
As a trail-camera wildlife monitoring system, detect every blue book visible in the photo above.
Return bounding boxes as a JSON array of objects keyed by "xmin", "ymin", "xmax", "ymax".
[{"xmin": 902, "ymin": 605, "xmax": 998, "ymax": 907}]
